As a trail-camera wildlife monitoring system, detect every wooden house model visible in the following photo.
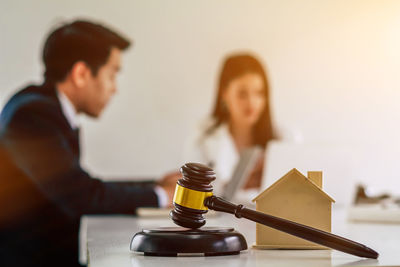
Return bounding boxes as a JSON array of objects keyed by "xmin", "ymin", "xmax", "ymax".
[{"xmin": 252, "ymin": 168, "xmax": 335, "ymax": 249}]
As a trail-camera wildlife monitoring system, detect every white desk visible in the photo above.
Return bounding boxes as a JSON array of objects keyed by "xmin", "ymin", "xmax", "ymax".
[{"xmin": 80, "ymin": 207, "xmax": 400, "ymax": 267}]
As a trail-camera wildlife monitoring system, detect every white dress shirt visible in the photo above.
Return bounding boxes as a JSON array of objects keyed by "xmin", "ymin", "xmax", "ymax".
[
  {"xmin": 57, "ymin": 89, "xmax": 80, "ymax": 130},
  {"xmin": 183, "ymin": 119, "xmax": 240, "ymax": 196}
]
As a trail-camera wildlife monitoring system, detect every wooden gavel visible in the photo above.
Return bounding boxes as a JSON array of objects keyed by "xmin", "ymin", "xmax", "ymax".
[{"xmin": 170, "ymin": 163, "xmax": 378, "ymax": 259}]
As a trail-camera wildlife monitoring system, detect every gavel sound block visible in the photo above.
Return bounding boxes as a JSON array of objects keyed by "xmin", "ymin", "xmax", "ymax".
[
  {"xmin": 130, "ymin": 163, "xmax": 247, "ymax": 256},
  {"xmin": 131, "ymin": 163, "xmax": 378, "ymax": 258}
]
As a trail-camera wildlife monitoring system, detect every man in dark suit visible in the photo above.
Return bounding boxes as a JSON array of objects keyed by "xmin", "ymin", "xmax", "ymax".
[{"xmin": 0, "ymin": 20, "xmax": 176, "ymax": 266}]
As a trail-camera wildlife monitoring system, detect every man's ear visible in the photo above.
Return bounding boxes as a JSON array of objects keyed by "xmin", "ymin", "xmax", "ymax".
[{"xmin": 70, "ymin": 61, "xmax": 91, "ymax": 88}]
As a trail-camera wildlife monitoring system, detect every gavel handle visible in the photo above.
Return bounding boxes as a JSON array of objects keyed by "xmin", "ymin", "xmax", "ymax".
[{"xmin": 204, "ymin": 196, "xmax": 378, "ymax": 259}]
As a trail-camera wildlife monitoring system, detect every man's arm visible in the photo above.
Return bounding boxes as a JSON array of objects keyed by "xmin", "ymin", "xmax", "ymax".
[{"xmin": 1, "ymin": 102, "xmax": 159, "ymax": 220}]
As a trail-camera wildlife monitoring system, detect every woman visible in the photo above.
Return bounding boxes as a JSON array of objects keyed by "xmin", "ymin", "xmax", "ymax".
[{"xmin": 184, "ymin": 53, "xmax": 276, "ymax": 195}]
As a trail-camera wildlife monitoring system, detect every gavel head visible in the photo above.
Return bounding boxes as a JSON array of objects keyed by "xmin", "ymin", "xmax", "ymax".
[{"xmin": 170, "ymin": 162, "xmax": 216, "ymax": 229}]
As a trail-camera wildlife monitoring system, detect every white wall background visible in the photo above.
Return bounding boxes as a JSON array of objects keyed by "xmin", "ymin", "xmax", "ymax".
[{"xmin": 1, "ymin": 0, "xmax": 400, "ymax": 195}]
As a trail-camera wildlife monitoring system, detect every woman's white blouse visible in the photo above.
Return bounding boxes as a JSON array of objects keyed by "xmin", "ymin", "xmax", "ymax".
[{"xmin": 183, "ymin": 121, "xmax": 239, "ymax": 195}]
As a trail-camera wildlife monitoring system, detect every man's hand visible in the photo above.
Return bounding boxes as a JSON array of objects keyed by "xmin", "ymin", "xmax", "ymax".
[{"xmin": 157, "ymin": 171, "xmax": 181, "ymax": 207}]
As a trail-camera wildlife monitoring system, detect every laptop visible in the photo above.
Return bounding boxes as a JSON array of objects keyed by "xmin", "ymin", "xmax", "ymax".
[
  {"xmin": 221, "ymin": 146, "xmax": 262, "ymax": 201},
  {"xmin": 137, "ymin": 146, "xmax": 262, "ymax": 217}
]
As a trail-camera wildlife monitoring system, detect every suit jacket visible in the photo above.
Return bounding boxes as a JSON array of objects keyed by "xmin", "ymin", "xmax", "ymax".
[{"xmin": 0, "ymin": 83, "xmax": 159, "ymax": 266}]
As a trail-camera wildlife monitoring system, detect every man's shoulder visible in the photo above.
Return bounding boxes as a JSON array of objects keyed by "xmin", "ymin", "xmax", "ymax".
[
  {"xmin": 2, "ymin": 84, "xmax": 58, "ymax": 116},
  {"xmin": 0, "ymin": 84, "xmax": 65, "ymax": 132},
  {"xmin": 6, "ymin": 83, "xmax": 56, "ymax": 108}
]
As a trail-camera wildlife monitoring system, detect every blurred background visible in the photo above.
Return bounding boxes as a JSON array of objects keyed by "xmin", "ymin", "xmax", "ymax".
[{"xmin": 1, "ymin": 0, "xmax": 400, "ymax": 204}]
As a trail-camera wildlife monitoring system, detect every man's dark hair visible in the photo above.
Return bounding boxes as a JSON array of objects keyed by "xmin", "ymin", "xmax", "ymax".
[{"xmin": 42, "ymin": 20, "xmax": 130, "ymax": 84}]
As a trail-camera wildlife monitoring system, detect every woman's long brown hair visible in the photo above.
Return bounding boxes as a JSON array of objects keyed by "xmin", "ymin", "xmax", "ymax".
[{"xmin": 206, "ymin": 53, "xmax": 275, "ymax": 148}]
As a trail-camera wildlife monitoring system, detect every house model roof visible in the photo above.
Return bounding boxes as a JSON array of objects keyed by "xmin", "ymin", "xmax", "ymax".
[{"xmin": 252, "ymin": 168, "xmax": 335, "ymax": 203}]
